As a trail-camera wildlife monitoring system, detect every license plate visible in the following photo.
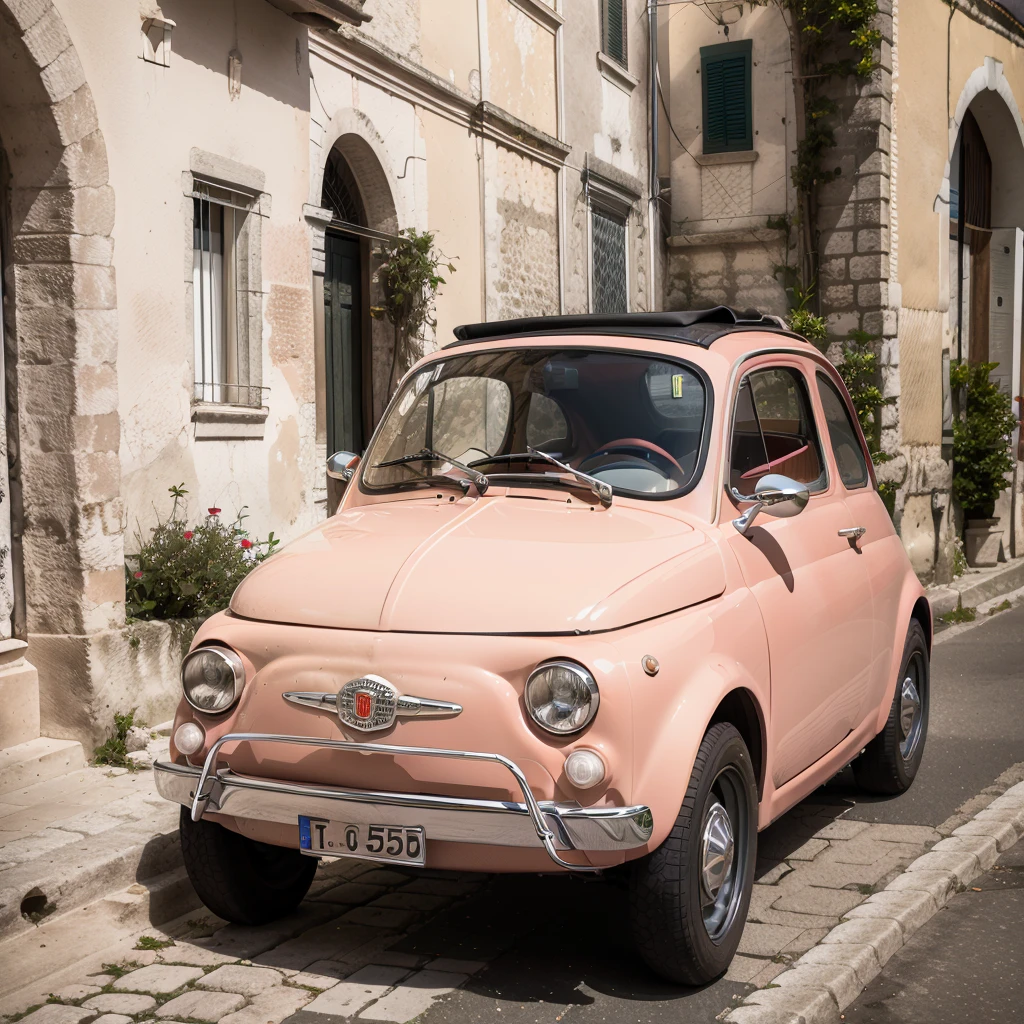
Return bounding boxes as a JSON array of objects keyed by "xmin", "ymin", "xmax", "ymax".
[{"xmin": 298, "ymin": 816, "xmax": 426, "ymax": 866}]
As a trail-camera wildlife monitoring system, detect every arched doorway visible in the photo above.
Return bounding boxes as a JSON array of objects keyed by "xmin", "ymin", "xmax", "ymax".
[
  {"xmin": 321, "ymin": 149, "xmax": 370, "ymax": 456},
  {"xmin": 0, "ymin": 1, "xmax": 123, "ymax": 746},
  {"xmin": 947, "ymin": 78, "xmax": 1024, "ymax": 555}
]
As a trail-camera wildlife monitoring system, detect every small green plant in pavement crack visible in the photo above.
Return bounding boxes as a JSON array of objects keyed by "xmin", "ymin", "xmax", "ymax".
[{"xmin": 93, "ymin": 708, "xmax": 140, "ymax": 771}]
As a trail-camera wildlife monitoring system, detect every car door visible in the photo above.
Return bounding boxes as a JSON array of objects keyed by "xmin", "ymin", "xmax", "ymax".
[
  {"xmin": 815, "ymin": 370, "xmax": 906, "ymax": 713},
  {"xmin": 722, "ymin": 358, "xmax": 874, "ymax": 789}
]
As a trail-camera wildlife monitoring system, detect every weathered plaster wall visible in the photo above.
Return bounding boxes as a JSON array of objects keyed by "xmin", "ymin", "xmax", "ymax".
[
  {"xmin": 488, "ymin": 0, "xmax": 557, "ymax": 137},
  {"xmin": 561, "ymin": 0, "xmax": 655, "ymax": 315},
  {"xmin": 486, "ymin": 143, "xmax": 559, "ymax": 319},
  {"xmin": 57, "ymin": 0, "xmax": 317, "ymax": 548},
  {"xmin": 663, "ymin": 4, "xmax": 793, "ymax": 317},
  {"xmin": 890, "ymin": 0, "xmax": 1024, "ymax": 576}
]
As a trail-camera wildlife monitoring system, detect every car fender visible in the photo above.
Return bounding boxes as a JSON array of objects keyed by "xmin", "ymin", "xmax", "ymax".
[
  {"xmin": 873, "ymin": 577, "xmax": 930, "ymax": 734},
  {"xmin": 609, "ymin": 590, "xmax": 771, "ymax": 852}
]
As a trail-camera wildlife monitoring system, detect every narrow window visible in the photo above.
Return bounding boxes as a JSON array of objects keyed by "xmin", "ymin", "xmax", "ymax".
[
  {"xmin": 700, "ymin": 40, "xmax": 753, "ymax": 155},
  {"xmin": 601, "ymin": 0, "xmax": 627, "ymax": 68},
  {"xmin": 591, "ymin": 206, "xmax": 628, "ymax": 314},
  {"xmin": 192, "ymin": 181, "xmax": 257, "ymax": 405},
  {"xmin": 730, "ymin": 367, "xmax": 827, "ymax": 493},
  {"xmin": 817, "ymin": 373, "xmax": 870, "ymax": 488}
]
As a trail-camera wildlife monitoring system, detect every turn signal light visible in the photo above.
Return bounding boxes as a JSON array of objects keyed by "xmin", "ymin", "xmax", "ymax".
[
  {"xmin": 564, "ymin": 749, "xmax": 606, "ymax": 789},
  {"xmin": 174, "ymin": 721, "xmax": 205, "ymax": 756}
]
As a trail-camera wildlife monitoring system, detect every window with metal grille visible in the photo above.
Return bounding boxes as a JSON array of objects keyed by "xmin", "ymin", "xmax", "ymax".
[
  {"xmin": 192, "ymin": 179, "xmax": 261, "ymax": 406},
  {"xmin": 591, "ymin": 206, "xmax": 628, "ymax": 314},
  {"xmin": 700, "ymin": 40, "xmax": 753, "ymax": 154},
  {"xmin": 601, "ymin": 0, "xmax": 627, "ymax": 68}
]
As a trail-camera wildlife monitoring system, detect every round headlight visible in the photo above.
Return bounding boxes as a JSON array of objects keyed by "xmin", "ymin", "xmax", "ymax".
[
  {"xmin": 181, "ymin": 646, "xmax": 245, "ymax": 714},
  {"xmin": 525, "ymin": 660, "xmax": 599, "ymax": 735}
]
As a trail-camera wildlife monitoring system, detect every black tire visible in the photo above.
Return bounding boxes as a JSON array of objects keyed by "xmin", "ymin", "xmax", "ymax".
[
  {"xmin": 629, "ymin": 723, "xmax": 758, "ymax": 986},
  {"xmin": 853, "ymin": 620, "xmax": 930, "ymax": 795},
  {"xmin": 179, "ymin": 807, "xmax": 317, "ymax": 925}
]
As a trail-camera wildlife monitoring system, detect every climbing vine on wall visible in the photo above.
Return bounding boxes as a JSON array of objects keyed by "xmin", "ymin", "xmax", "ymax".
[
  {"xmin": 371, "ymin": 228, "xmax": 456, "ymax": 396},
  {"xmin": 756, "ymin": 0, "xmax": 880, "ymax": 304}
]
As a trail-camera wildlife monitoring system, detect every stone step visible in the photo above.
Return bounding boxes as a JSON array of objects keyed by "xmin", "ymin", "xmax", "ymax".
[
  {"xmin": 0, "ymin": 642, "xmax": 40, "ymax": 749},
  {"xmin": 0, "ymin": 736, "xmax": 86, "ymax": 795},
  {"xmin": 0, "ymin": 865, "xmax": 201, "ymax": 1010},
  {"xmin": 0, "ymin": 798, "xmax": 182, "ymax": 941}
]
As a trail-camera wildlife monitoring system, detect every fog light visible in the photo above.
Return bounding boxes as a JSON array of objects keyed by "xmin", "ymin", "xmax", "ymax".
[
  {"xmin": 564, "ymin": 749, "xmax": 606, "ymax": 789},
  {"xmin": 174, "ymin": 721, "xmax": 205, "ymax": 756}
]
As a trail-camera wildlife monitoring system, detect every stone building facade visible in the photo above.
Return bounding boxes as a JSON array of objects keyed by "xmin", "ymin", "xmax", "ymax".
[
  {"xmin": 0, "ymin": 0, "xmax": 656, "ymax": 755},
  {"xmin": 660, "ymin": 0, "xmax": 1024, "ymax": 583}
]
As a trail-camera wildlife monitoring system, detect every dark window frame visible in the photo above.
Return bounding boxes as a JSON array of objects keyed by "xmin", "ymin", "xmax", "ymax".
[
  {"xmin": 600, "ymin": 0, "xmax": 627, "ymax": 68},
  {"xmin": 816, "ymin": 372, "xmax": 872, "ymax": 490},
  {"xmin": 700, "ymin": 39, "xmax": 753, "ymax": 155},
  {"xmin": 728, "ymin": 364, "xmax": 829, "ymax": 495},
  {"xmin": 590, "ymin": 203, "xmax": 629, "ymax": 314}
]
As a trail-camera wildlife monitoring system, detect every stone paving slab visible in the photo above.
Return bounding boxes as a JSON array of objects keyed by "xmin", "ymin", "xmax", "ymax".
[
  {"xmin": 155, "ymin": 990, "xmax": 246, "ymax": 1021},
  {"xmin": 8, "ymin": 773, "xmax": 1022, "ymax": 1024}
]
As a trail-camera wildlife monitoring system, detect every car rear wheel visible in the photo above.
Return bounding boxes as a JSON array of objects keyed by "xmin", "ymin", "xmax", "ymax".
[
  {"xmin": 629, "ymin": 723, "xmax": 758, "ymax": 985},
  {"xmin": 853, "ymin": 620, "xmax": 930, "ymax": 795},
  {"xmin": 179, "ymin": 807, "xmax": 317, "ymax": 925}
]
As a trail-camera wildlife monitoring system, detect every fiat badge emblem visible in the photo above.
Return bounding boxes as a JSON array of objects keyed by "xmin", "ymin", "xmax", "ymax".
[{"xmin": 337, "ymin": 675, "xmax": 398, "ymax": 732}]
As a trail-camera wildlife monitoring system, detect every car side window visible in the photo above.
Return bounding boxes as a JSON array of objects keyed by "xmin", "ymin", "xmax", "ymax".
[
  {"xmin": 816, "ymin": 373, "xmax": 870, "ymax": 489},
  {"xmin": 729, "ymin": 366, "xmax": 828, "ymax": 494}
]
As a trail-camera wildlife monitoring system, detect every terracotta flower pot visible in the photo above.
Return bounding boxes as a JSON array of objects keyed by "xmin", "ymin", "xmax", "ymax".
[{"xmin": 964, "ymin": 517, "xmax": 1002, "ymax": 568}]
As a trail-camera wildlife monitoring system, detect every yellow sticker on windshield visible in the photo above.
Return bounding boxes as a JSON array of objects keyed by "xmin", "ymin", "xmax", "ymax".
[{"xmin": 672, "ymin": 374, "xmax": 684, "ymax": 398}]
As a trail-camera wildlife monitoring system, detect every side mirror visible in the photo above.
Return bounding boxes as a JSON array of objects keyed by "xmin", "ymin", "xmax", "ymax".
[
  {"xmin": 327, "ymin": 451, "xmax": 360, "ymax": 516},
  {"xmin": 327, "ymin": 451, "xmax": 360, "ymax": 482},
  {"xmin": 730, "ymin": 473, "xmax": 809, "ymax": 536}
]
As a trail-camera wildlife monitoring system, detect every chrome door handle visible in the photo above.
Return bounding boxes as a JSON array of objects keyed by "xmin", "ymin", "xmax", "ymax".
[{"xmin": 839, "ymin": 526, "xmax": 867, "ymax": 540}]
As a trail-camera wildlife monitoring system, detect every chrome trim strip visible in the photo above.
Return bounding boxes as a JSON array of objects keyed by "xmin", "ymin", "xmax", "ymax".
[
  {"xmin": 162, "ymin": 731, "xmax": 653, "ymax": 872},
  {"xmin": 283, "ymin": 691, "xmax": 463, "ymax": 719}
]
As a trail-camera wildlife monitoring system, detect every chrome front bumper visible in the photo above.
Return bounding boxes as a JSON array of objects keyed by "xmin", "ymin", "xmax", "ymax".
[{"xmin": 154, "ymin": 732, "xmax": 653, "ymax": 873}]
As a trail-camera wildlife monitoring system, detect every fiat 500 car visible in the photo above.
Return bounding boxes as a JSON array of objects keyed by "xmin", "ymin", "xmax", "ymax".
[{"xmin": 156, "ymin": 308, "xmax": 930, "ymax": 985}]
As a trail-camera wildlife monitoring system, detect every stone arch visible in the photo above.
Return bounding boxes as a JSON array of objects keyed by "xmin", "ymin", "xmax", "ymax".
[
  {"xmin": 310, "ymin": 110, "xmax": 401, "ymax": 429},
  {"xmin": 314, "ymin": 109, "xmax": 400, "ymax": 234},
  {"xmin": 0, "ymin": 2, "xmax": 122, "ymax": 733}
]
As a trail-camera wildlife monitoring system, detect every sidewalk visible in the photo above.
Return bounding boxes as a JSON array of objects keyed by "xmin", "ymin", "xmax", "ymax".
[
  {"xmin": 842, "ymin": 841, "xmax": 1024, "ymax": 1023},
  {"xmin": 0, "ymin": 732, "xmax": 196, "ymax": 1004},
  {"xmin": 927, "ymin": 553, "xmax": 1024, "ymax": 618}
]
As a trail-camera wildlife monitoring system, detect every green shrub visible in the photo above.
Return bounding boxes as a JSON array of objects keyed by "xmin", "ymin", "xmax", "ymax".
[
  {"xmin": 94, "ymin": 708, "xmax": 138, "ymax": 769},
  {"xmin": 125, "ymin": 485, "xmax": 279, "ymax": 621},
  {"xmin": 949, "ymin": 360, "xmax": 1017, "ymax": 520}
]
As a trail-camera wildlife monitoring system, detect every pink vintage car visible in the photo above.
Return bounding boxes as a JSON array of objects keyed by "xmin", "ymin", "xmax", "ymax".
[{"xmin": 156, "ymin": 308, "xmax": 930, "ymax": 984}]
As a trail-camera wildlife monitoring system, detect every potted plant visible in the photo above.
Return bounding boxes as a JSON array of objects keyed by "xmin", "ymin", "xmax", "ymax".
[{"xmin": 950, "ymin": 360, "xmax": 1018, "ymax": 567}]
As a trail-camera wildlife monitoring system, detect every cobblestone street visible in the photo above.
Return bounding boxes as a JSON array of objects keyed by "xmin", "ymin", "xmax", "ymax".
[{"xmin": 3, "ymin": 604, "xmax": 1023, "ymax": 1024}]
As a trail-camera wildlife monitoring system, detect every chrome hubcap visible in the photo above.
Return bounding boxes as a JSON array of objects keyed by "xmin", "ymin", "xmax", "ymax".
[
  {"xmin": 700, "ymin": 801, "xmax": 735, "ymax": 900},
  {"xmin": 699, "ymin": 764, "xmax": 750, "ymax": 946},
  {"xmin": 899, "ymin": 666, "xmax": 924, "ymax": 761}
]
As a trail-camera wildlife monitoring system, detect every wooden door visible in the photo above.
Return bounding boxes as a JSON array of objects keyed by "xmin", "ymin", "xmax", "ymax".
[{"xmin": 324, "ymin": 232, "xmax": 364, "ymax": 456}]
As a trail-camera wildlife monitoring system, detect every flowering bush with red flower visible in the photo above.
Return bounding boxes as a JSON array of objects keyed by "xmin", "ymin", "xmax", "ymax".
[{"xmin": 125, "ymin": 484, "xmax": 279, "ymax": 620}]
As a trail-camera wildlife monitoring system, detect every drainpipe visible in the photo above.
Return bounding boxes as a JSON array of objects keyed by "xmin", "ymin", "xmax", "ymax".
[{"xmin": 647, "ymin": 0, "xmax": 659, "ymax": 311}]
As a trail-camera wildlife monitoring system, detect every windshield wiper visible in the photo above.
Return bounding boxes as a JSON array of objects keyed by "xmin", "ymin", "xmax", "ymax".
[
  {"xmin": 471, "ymin": 447, "xmax": 612, "ymax": 507},
  {"xmin": 374, "ymin": 448, "xmax": 489, "ymax": 494}
]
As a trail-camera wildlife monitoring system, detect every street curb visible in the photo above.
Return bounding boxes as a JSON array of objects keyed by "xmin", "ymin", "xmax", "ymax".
[
  {"xmin": 722, "ymin": 779, "xmax": 1024, "ymax": 1024},
  {"xmin": 927, "ymin": 555, "xmax": 1024, "ymax": 618}
]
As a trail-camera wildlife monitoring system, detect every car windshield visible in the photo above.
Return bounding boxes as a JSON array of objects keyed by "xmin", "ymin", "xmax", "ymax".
[{"xmin": 361, "ymin": 348, "xmax": 709, "ymax": 499}]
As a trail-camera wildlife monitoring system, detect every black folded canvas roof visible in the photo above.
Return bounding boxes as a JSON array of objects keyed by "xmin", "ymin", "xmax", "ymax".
[{"xmin": 447, "ymin": 306, "xmax": 804, "ymax": 349}]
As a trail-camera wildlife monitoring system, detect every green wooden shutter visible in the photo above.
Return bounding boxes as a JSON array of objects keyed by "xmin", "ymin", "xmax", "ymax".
[
  {"xmin": 602, "ymin": 0, "xmax": 627, "ymax": 67},
  {"xmin": 701, "ymin": 40, "xmax": 753, "ymax": 154}
]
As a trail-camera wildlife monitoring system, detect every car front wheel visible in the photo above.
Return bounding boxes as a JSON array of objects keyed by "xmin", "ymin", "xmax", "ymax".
[
  {"xmin": 854, "ymin": 619, "xmax": 930, "ymax": 795},
  {"xmin": 629, "ymin": 722, "xmax": 758, "ymax": 985},
  {"xmin": 179, "ymin": 807, "xmax": 317, "ymax": 925}
]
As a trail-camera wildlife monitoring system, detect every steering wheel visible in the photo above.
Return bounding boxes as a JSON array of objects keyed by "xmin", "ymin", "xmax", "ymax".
[{"xmin": 579, "ymin": 437, "xmax": 687, "ymax": 481}]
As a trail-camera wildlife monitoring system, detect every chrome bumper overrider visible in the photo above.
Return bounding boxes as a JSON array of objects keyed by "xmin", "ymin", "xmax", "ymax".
[{"xmin": 154, "ymin": 732, "xmax": 653, "ymax": 872}]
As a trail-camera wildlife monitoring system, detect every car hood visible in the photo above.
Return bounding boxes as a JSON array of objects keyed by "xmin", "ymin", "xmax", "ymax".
[{"xmin": 230, "ymin": 496, "xmax": 726, "ymax": 634}]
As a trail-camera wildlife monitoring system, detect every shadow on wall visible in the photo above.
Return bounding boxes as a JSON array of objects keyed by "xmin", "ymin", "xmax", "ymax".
[{"xmin": 161, "ymin": 0, "xmax": 311, "ymax": 112}]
